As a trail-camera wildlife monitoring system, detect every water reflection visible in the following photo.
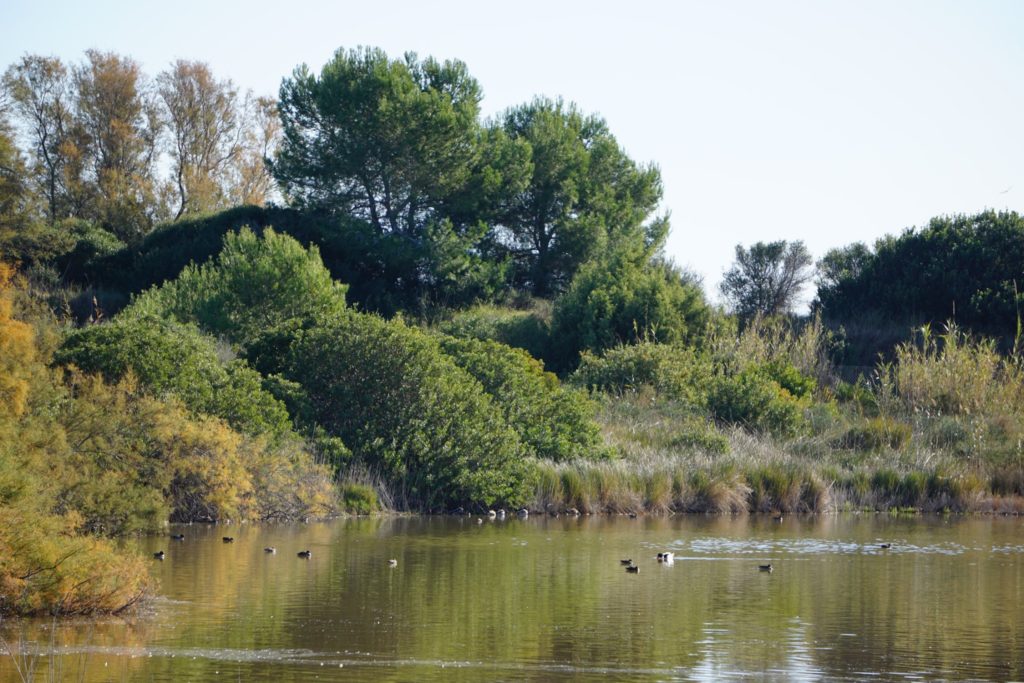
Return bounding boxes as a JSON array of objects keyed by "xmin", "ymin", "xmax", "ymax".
[{"xmin": 1, "ymin": 515, "xmax": 1022, "ymax": 681}]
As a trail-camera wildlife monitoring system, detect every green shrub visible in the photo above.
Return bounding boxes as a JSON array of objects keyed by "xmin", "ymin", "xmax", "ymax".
[
  {"xmin": 870, "ymin": 469, "xmax": 901, "ymax": 501},
  {"xmin": 549, "ymin": 245, "xmax": 709, "ymax": 371},
  {"xmin": 836, "ymin": 417, "xmax": 912, "ymax": 451},
  {"xmin": 340, "ymin": 483, "xmax": 379, "ymax": 515},
  {"xmin": 924, "ymin": 416, "xmax": 970, "ymax": 450},
  {"xmin": 572, "ymin": 341, "xmax": 713, "ymax": 406},
  {"xmin": 283, "ymin": 312, "xmax": 535, "ymax": 508},
  {"xmin": 707, "ymin": 369, "xmax": 807, "ymax": 437},
  {"xmin": 666, "ymin": 418, "xmax": 730, "ymax": 454},
  {"xmin": 126, "ymin": 227, "xmax": 348, "ymax": 349},
  {"xmin": 438, "ymin": 303, "xmax": 551, "ymax": 361},
  {"xmin": 56, "ymin": 315, "xmax": 293, "ymax": 440},
  {"xmin": 833, "ymin": 378, "xmax": 879, "ymax": 415},
  {"xmin": 438, "ymin": 335, "xmax": 605, "ymax": 461},
  {"xmin": 757, "ymin": 359, "xmax": 816, "ymax": 399}
]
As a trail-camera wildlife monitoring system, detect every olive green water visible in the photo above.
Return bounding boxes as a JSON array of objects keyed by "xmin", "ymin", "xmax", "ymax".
[{"xmin": 2, "ymin": 515, "xmax": 1023, "ymax": 682}]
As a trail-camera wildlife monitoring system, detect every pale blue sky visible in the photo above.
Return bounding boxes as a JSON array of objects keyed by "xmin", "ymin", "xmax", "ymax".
[{"xmin": 4, "ymin": 0, "xmax": 1023, "ymax": 300}]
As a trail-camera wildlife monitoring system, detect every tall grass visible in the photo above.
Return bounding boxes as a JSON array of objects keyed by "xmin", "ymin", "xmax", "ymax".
[
  {"xmin": 545, "ymin": 317, "xmax": 1024, "ymax": 515},
  {"xmin": 878, "ymin": 323, "xmax": 1024, "ymax": 418},
  {"xmin": 542, "ymin": 386, "xmax": 1017, "ymax": 514}
]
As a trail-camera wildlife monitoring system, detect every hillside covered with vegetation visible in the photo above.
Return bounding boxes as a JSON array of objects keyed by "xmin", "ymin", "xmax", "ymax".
[{"xmin": 1, "ymin": 46, "xmax": 1022, "ymax": 616}]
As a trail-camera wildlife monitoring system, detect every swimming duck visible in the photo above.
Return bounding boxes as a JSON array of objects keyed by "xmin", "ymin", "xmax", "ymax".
[
  {"xmin": 657, "ymin": 552, "xmax": 674, "ymax": 562},
  {"xmin": 297, "ymin": 550, "xmax": 312, "ymax": 558},
  {"xmin": 772, "ymin": 514, "xmax": 784, "ymax": 522},
  {"xmin": 880, "ymin": 543, "xmax": 892, "ymax": 549},
  {"xmin": 170, "ymin": 534, "xmax": 185, "ymax": 541},
  {"xmin": 222, "ymin": 536, "xmax": 234, "ymax": 543},
  {"xmin": 264, "ymin": 547, "xmax": 277, "ymax": 554},
  {"xmin": 620, "ymin": 559, "xmax": 633, "ymax": 565},
  {"xmin": 487, "ymin": 510, "xmax": 497, "ymax": 518},
  {"xmin": 517, "ymin": 508, "xmax": 529, "ymax": 518},
  {"xmin": 153, "ymin": 550, "xmax": 165, "ymax": 560},
  {"xmin": 567, "ymin": 508, "xmax": 581, "ymax": 516},
  {"xmin": 759, "ymin": 563, "xmax": 773, "ymax": 572},
  {"xmin": 387, "ymin": 559, "xmax": 398, "ymax": 567},
  {"xmin": 497, "ymin": 509, "xmax": 506, "ymax": 519},
  {"xmin": 625, "ymin": 565, "xmax": 640, "ymax": 573}
]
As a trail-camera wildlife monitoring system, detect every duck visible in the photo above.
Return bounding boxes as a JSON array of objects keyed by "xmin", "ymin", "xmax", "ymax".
[
  {"xmin": 657, "ymin": 552, "xmax": 675, "ymax": 562},
  {"xmin": 222, "ymin": 536, "xmax": 235, "ymax": 543},
  {"xmin": 772, "ymin": 513, "xmax": 784, "ymax": 522},
  {"xmin": 567, "ymin": 508, "xmax": 580, "ymax": 516},
  {"xmin": 880, "ymin": 543, "xmax": 892, "ymax": 549},
  {"xmin": 620, "ymin": 558, "xmax": 633, "ymax": 565},
  {"xmin": 517, "ymin": 508, "xmax": 529, "ymax": 518},
  {"xmin": 487, "ymin": 510, "xmax": 497, "ymax": 518},
  {"xmin": 758, "ymin": 563, "xmax": 773, "ymax": 572},
  {"xmin": 625, "ymin": 565, "xmax": 640, "ymax": 573},
  {"xmin": 497, "ymin": 509, "xmax": 506, "ymax": 519},
  {"xmin": 153, "ymin": 550, "xmax": 166, "ymax": 560},
  {"xmin": 264, "ymin": 547, "xmax": 277, "ymax": 554},
  {"xmin": 387, "ymin": 559, "xmax": 398, "ymax": 567},
  {"xmin": 297, "ymin": 550, "xmax": 312, "ymax": 558},
  {"xmin": 170, "ymin": 534, "xmax": 185, "ymax": 541}
]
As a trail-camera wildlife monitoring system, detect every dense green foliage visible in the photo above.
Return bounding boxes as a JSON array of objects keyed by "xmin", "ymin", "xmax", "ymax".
[
  {"xmin": 816, "ymin": 210, "xmax": 1024, "ymax": 337},
  {"xmin": 573, "ymin": 342, "xmax": 712, "ymax": 407},
  {"xmin": 120, "ymin": 228, "xmax": 605, "ymax": 508},
  {"xmin": 283, "ymin": 313, "xmax": 534, "ymax": 509},
  {"xmin": 485, "ymin": 98, "xmax": 665, "ymax": 296},
  {"xmin": 706, "ymin": 366, "xmax": 809, "ymax": 437},
  {"xmin": 438, "ymin": 302, "xmax": 552, "ymax": 361},
  {"xmin": 56, "ymin": 314, "xmax": 293, "ymax": 439},
  {"xmin": 89, "ymin": 205, "xmax": 504, "ymax": 316},
  {"xmin": 437, "ymin": 334, "xmax": 604, "ymax": 461},
  {"xmin": 550, "ymin": 243, "xmax": 709, "ymax": 370},
  {"xmin": 273, "ymin": 47, "xmax": 482, "ymax": 233},
  {"xmin": 127, "ymin": 226, "xmax": 348, "ymax": 347}
]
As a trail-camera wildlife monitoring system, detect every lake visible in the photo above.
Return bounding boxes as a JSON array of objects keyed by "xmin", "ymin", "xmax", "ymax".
[{"xmin": 2, "ymin": 514, "xmax": 1022, "ymax": 681}]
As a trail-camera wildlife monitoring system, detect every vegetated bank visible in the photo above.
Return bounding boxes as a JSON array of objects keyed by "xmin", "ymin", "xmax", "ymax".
[{"xmin": 2, "ymin": 45, "xmax": 1023, "ymax": 619}]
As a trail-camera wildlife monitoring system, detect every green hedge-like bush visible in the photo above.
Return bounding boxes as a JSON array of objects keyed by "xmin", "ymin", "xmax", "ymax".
[
  {"xmin": 56, "ymin": 315, "xmax": 293, "ymax": 440},
  {"xmin": 283, "ymin": 312, "xmax": 535, "ymax": 508},
  {"xmin": 572, "ymin": 341, "xmax": 712, "ymax": 407},
  {"xmin": 707, "ymin": 368, "xmax": 807, "ymax": 437},
  {"xmin": 438, "ymin": 335, "xmax": 605, "ymax": 461}
]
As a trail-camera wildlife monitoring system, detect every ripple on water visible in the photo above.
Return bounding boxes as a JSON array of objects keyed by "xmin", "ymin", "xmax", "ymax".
[
  {"xmin": 8, "ymin": 644, "xmax": 707, "ymax": 678},
  {"xmin": 682, "ymin": 538, "xmax": 968, "ymax": 556}
]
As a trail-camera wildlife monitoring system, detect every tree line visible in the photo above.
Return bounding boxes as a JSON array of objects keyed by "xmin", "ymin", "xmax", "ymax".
[
  {"xmin": 5, "ymin": 46, "xmax": 1020, "ymax": 360},
  {"xmin": 0, "ymin": 51, "xmax": 277, "ymax": 250}
]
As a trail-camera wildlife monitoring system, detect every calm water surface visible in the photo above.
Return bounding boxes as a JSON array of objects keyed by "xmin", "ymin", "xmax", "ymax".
[{"xmin": 2, "ymin": 515, "xmax": 1022, "ymax": 681}]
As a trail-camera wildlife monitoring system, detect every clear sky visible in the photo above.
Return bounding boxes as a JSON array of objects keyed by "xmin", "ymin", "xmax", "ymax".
[{"xmin": 4, "ymin": 0, "xmax": 1023, "ymax": 301}]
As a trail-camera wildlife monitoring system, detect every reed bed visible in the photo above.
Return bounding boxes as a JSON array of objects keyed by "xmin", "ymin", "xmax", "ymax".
[{"xmin": 527, "ymin": 388, "xmax": 1021, "ymax": 514}]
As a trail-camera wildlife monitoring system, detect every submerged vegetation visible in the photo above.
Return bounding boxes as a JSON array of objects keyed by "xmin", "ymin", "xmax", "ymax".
[{"xmin": 0, "ymin": 44, "xmax": 1022, "ymax": 616}]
